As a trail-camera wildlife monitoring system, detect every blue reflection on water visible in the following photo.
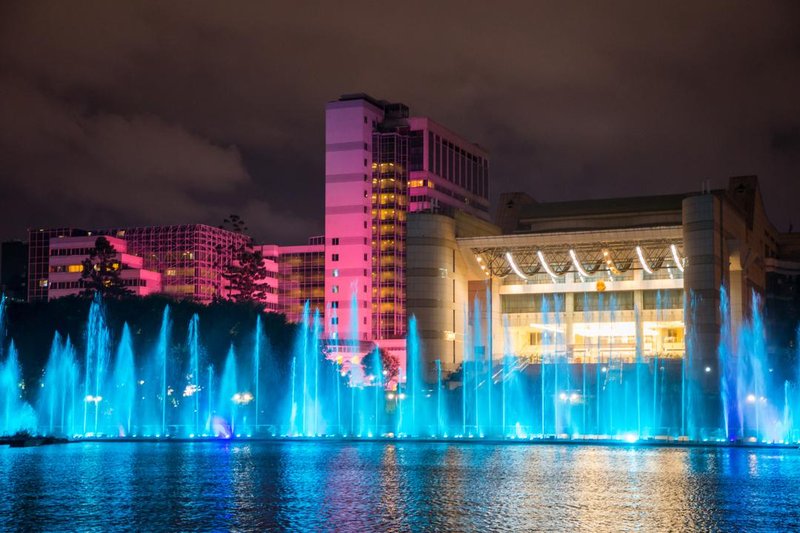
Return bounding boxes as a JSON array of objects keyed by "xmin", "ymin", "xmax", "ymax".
[{"xmin": 1, "ymin": 442, "xmax": 800, "ymax": 531}]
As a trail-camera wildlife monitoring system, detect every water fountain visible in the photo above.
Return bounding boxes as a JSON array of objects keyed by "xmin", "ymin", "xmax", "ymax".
[{"xmin": 0, "ymin": 286, "xmax": 797, "ymax": 445}]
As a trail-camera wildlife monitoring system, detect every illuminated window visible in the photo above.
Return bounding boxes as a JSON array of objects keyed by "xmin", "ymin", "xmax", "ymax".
[
  {"xmin": 332, "ymin": 285, "xmax": 339, "ymax": 294},
  {"xmin": 333, "ymin": 269, "xmax": 339, "ymax": 277},
  {"xmin": 67, "ymin": 264, "xmax": 83, "ymax": 273}
]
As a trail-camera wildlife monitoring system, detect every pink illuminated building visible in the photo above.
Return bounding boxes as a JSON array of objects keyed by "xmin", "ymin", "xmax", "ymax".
[
  {"xmin": 47, "ymin": 235, "xmax": 161, "ymax": 299},
  {"xmin": 324, "ymin": 94, "xmax": 490, "ymax": 354}
]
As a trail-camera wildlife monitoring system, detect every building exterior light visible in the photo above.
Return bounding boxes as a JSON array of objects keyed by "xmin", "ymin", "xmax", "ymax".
[
  {"xmin": 537, "ymin": 250, "xmax": 558, "ymax": 278},
  {"xmin": 505, "ymin": 252, "xmax": 530, "ymax": 280},
  {"xmin": 84, "ymin": 395, "xmax": 102, "ymax": 403},
  {"xmin": 569, "ymin": 249, "xmax": 590, "ymax": 278},
  {"xmin": 635, "ymin": 246, "xmax": 653, "ymax": 274},
  {"xmin": 232, "ymin": 392, "xmax": 254, "ymax": 405},
  {"xmin": 670, "ymin": 244, "xmax": 685, "ymax": 272},
  {"xmin": 746, "ymin": 394, "xmax": 756, "ymax": 404}
]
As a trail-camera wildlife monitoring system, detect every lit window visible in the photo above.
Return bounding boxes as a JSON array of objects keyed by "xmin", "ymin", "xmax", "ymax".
[
  {"xmin": 333, "ymin": 269, "xmax": 339, "ymax": 277},
  {"xmin": 67, "ymin": 264, "xmax": 82, "ymax": 273},
  {"xmin": 39, "ymin": 279, "xmax": 48, "ymax": 287},
  {"xmin": 332, "ymin": 285, "xmax": 339, "ymax": 293}
]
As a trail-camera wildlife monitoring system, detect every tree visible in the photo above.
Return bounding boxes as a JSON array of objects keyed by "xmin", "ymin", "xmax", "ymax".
[
  {"xmin": 215, "ymin": 216, "xmax": 270, "ymax": 304},
  {"xmin": 363, "ymin": 348, "xmax": 400, "ymax": 386},
  {"xmin": 221, "ymin": 246, "xmax": 270, "ymax": 303},
  {"xmin": 80, "ymin": 237, "xmax": 132, "ymax": 298},
  {"xmin": 219, "ymin": 214, "xmax": 249, "ymax": 234}
]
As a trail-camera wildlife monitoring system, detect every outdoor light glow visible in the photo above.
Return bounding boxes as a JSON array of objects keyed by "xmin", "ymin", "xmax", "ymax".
[
  {"xmin": 505, "ymin": 252, "xmax": 531, "ymax": 280},
  {"xmin": 537, "ymin": 250, "xmax": 559, "ymax": 277},
  {"xmin": 705, "ymin": 366, "xmax": 711, "ymax": 373},
  {"xmin": 569, "ymin": 249, "xmax": 591, "ymax": 277},
  {"xmin": 746, "ymin": 394, "xmax": 756, "ymax": 404},
  {"xmin": 232, "ymin": 392, "xmax": 254, "ymax": 405},
  {"xmin": 603, "ymin": 249, "xmax": 621, "ymax": 274},
  {"xmin": 635, "ymin": 246, "xmax": 653, "ymax": 274},
  {"xmin": 670, "ymin": 244, "xmax": 685, "ymax": 272}
]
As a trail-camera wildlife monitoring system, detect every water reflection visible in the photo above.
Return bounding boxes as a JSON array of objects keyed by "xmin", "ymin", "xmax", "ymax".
[{"xmin": 1, "ymin": 442, "xmax": 799, "ymax": 531}]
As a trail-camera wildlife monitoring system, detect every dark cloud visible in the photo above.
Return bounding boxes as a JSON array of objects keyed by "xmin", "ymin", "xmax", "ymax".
[{"xmin": 1, "ymin": 1, "xmax": 799, "ymax": 244}]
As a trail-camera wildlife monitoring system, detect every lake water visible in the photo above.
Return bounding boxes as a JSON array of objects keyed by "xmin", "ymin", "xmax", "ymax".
[{"xmin": 1, "ymin": 441, "xmax": 799, "ymax": 531}]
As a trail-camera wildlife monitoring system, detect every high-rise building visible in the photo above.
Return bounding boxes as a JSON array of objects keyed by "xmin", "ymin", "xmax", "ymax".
[{"xmin": 324, "ymin": 93, "xmax": 490, "ymax": 351}]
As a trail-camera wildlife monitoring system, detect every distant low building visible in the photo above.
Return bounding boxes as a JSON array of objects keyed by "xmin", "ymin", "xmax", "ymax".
[
  {"xmin": 47, "ymin": 235, "xmax": 161, "ymax": 299},
  {"xmin": 28, "ymin": 225, "xmax": 253, "ymax": 304}
]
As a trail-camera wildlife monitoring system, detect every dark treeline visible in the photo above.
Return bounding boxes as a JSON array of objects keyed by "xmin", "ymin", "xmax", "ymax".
[{"xmin": 2, "ymin": 296, "xmax": 300, "ymax": 399}]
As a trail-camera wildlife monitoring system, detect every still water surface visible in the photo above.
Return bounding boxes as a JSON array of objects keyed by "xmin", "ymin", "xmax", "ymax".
[{"xmin": 1, "ymin": 441, "xmax": 799, "ymax": 531}]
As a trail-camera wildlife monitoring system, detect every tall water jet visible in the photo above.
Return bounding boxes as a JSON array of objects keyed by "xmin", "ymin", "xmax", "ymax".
[
  {"xmin": 112, "ymin": 324, "xmax": 136, "ymax": 436},
  {"xmin": 253, "ymin": 315, "xmax": 262, "ymax": 433},
  {"xmin": 1, "ymin": 341, "xmax": 36, "ymax": 435},
  {"xmin": 83, "ymin": 295, "xmax": 110, "ymax": 435},
  {"xmin": 40, "ymin": 333, "xmax": 79, "ymax": 436},
  {"xmin": 186, "ymin": 314, "xmax": 201, "ymax": 436},
  {"xmin": 218, "ymin": 346, "xmax": 237, "ymax": 436},
  {"xmin": 156, "ymin": 305, "xmax": 172, "ymax": 436},
  {"xmin": 718, "ymin": 286, "xmax": 736, "ymax": 439}
]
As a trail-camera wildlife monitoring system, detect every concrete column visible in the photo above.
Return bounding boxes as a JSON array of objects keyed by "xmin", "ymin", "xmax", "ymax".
[{"xmin": 682, "ymin": 194, "xmax": 724, "ymax": 437}]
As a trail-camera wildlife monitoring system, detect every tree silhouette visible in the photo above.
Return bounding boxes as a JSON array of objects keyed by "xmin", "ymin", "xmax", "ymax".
[
  {"xmin": 216, "ymin": 216, "xmax": 270, "ymax": 305},
  {"xmin": 80, "ymin": 237, "xmax": 132, "ymax": 298}
]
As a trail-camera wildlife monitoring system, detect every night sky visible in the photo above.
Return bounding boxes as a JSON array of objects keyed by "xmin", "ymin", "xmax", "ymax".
[{"xmin": 1, "ymin": 2, "xmax": 799, "ymax": 245}]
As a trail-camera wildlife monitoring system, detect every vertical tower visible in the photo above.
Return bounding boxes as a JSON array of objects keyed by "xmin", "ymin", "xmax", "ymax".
[{"xmin": 325, "ymin": 95, "xmax": 385, "ymax": 343}]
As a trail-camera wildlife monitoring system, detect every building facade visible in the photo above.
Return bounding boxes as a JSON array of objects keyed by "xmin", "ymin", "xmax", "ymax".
[
  {"xmin": 27, "ymin": 225, "xmax": 254, "ymax": 304},
  {"xmin": 47, "ymin": 235, "xmax": 161, "ymax": 299},
  {"xmin": 324, "ymin": 93, "xmax": 490, "ymax": 353},
  {"xmin": 407, "ymin": 176, "xmax": 797, "ymax": 435},
  {"xmin": 276, "ymin": 237, "xmax": 325, "ymax": 324}
]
